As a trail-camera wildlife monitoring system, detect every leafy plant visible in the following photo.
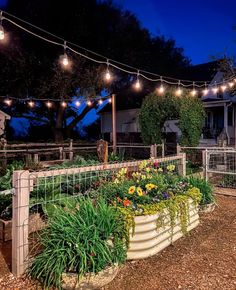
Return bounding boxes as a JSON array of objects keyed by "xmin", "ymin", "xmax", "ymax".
[
  {"xmin": 28, "ymin": 198, "xmax": 127, "ymax": 289},
  {"xmin": 0, "ymin": 161, "xmax": 24, "ymax": 191},
  {"xmin": 188, "ymin": 176, "xmax": 214, "ymax": 205}
]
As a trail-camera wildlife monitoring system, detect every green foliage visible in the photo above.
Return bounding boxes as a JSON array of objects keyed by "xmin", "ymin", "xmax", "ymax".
[
  {"xmin": 0, "ymin": 161, "xmax": 24, "ymax": 191},
  {"xmin": 139, "ymin": 91, "xmax": 205, "ymax": 146},
  {"xmin": 220, "ymin": 174, "xmax": 236, "ymax": 188},
  {"xmin": 28, "ymin": 198, "xmax": 127, "ymax": 289},
  {"xmin": 188, "ymin": 177, "xmax": 214, "ymax": 205},
  {"xmin": 139, "ymin": 92, "xmax": 179, "ymax": 144},
  {"xmin": 179, "ymin": 96, "xmax": 205, "ymax": 146}
]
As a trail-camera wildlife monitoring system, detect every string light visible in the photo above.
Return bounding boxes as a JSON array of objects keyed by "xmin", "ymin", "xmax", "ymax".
[
  {"xmin": 202, "ymin": 83, "xmax": 209, "ymax": 96},
  {"xmin": 98, "ymin": 99, "xmax": 103, "ymax": 105},
  {"xmin": 157, "ymin": 77, "xmax": 165, "ymax": 94},
  {"xmin": 87, "ymin": 100, "xmax": 92, "ymax": 106},
  {"xmin": 134, "ymin": 71, "xmax": 141, "ymax": 90},
  {"xmin": 4, "ymin": 98, "xmax": 12, "ymax": 106},
  {"xmin": 104, "ymin": 60, "xmax": 112, "ymax": 82},
  {"xmin": 212, "ymin": 82, "xmax": 219, "ymax": 94},
  {"xmin": 46, "ymin": 101, "xmax": 52, "ymax": 108},
  {"xmin": 60, "ymin": 41, "xmax": 70, "ymax": 68},
  {"xmin": 28, "ymin": 100, "xmax": 34, "ymax": 107},
  {"xmin": 175, "ymin": 81, "xmax": 182, "ymax": 96},
  {"xmin": 75, "ymin": 100, "xmax": 80, "ymax": 107},
  {"xmin": 190, "ymin": 82, "xmax": 197, "ymax": 96},
  {"xmin": 61, "ymin": 101, "xmax": 67, "ymax": 107},
  {"xmin": 228, "ymin": 82, "xmax": 234, "ymax": 88},
  {"xmin": 108, "ymin": 98, "xmax": 112, "ymax": 103},
  {"xmin": 221, "ymin": 84, "xmax": 227, "ymax": 92},
  {"xmin": 0, "ymin": 12, "xmax": 4, "ymax": 40}
]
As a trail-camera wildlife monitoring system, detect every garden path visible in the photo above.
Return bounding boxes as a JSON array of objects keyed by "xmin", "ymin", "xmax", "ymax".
[{"xmin": 0, "ymin": 195, "xmax": 235, "ymax": 290}]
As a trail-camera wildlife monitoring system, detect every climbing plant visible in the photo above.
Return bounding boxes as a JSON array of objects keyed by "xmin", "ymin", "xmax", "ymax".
[{"xmin": 139, "ymin": 90, "xmax": 205, "ymax": 146}]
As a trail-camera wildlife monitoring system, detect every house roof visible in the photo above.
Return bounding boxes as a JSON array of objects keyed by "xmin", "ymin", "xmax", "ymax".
[{"xmin": 0, "ymin": 110, "xmax": 11, "ymax": 120}]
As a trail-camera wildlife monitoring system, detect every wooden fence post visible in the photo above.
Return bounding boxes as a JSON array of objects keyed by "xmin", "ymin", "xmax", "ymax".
[
  {"xmin": 69, "ymin": 139, "xmax": 73, "ymax": 161},
  {"xmin": 59, "ymin": 147, "xmax": 63, "ymax": 160},
  {"xmin": 176, "ymin": 143, "xmax": 181, "ymax": 155},
  {"xmin": 150, "ymin": 144, "xmax": 157, "ymax": 158},
  {"xmin": 202, "ymin": 149, "xmax": 208, "ymax": 181},
  {"xmin": 12, "ymin": 170, "xmax": 30, "ymax": 277},
  {"xmin": 179, "ymin": 152, "xmax": 186, "ymax": 177},
  {"xmin": 161, "ymin": 141, "xmax": 165, "ymax": 158}
]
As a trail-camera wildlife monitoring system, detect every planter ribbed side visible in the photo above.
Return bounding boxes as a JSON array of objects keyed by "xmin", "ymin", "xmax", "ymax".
[{"xmin": 127, "ymin": 200, "xmax": 199, "ymax": 260}]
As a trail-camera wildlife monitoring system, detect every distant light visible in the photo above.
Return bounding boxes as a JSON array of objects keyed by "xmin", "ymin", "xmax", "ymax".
[
  {"xmin": 105, "ymin": 70, "xmax": 111, "ymax": 81},
  {"xmin": 221, "ymin": 85, "xmax": 227, "ymax": 92},
  {"xmin": 98, "ymin": 99, "xmax": 103, "ymax": 105},
  {"xmin": 175, "ymin": 88, "xmax": 182, "ymax": 96},
  {"xmin": 46, "ymin": 101, "xmax": 52, "ymax": 108},
  {"xmin": 108, "ymin": 98, "xmax": 112, "ymax": 103},
  {"xmin": 212, "ymin": 87, "xmax": 219, "ymax": 94},
  {"xmin": 4, "ymin": 98, "xmax": 12, "ymax": 106},
  {"xmin": 228, "ymin": 82, "xmax": 234, "ymax": 88},
  {"xmin": 61, "ymin": 101, "xmax": 67, "ymax": 107},
  {"xmin": 203, "ymin": 88, "xmax": 209, "ymax": 96},
  {"xmin": 158, "ymin": 84, "xmax": 165, "ymax": 94},
  {"xmin": 75, "ymin": 101, "xmax": 80, "ymax": 107},
  {"xmin": 134, "ymin": 79, "xmax": 141, "ymax": 90},
  {"xmin": 0, "ymin": 25, "xmax": 4, "ymax": 40},
  {"xmin": 28, "ymin": 101, "xmax": 35, "ymax": 108},
  {"xmin": 60, "ymin": 53, "xmax": 69, "ymax": 67},
  {"xmin": 87, "ymin": 100, "xmax": 92, "ymax": 106},
  {"xmin": 190, "ymin": 89, "xmax": 197, "ymax": 96}
]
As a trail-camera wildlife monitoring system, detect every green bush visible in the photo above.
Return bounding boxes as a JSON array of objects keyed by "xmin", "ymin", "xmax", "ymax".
[
  {"xmin": 29, "ymin": 198, "xmax": 127, "ymax": 288},
  {"xmin": 188, "ymin": 177, "xmax": 214, "ymax": 205}
]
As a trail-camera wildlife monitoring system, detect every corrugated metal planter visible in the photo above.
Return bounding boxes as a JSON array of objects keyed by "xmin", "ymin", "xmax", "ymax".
[{"xmin": 127, "ymin": 200, "xmax": 199, "ymax": 260}]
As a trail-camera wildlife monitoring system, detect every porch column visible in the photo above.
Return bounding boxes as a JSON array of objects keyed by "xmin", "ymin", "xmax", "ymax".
[
  {"xmin": 224, "ymin": 104, "xmax": 229, "ymax": 145},
  {"xmin": 234, "ymin": 106, "xmax": 236, "ymax": 148}
]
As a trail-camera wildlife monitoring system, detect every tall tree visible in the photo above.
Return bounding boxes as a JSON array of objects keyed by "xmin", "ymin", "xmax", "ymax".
[{"xmin": 0, "ymin": 0, "xmax": 190, "ymax": 141}]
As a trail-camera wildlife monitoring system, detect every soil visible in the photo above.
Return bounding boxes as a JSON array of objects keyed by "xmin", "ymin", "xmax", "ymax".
[{"xmin": 0, "ymin": 195, "xmax": 236, "ymax": 290}]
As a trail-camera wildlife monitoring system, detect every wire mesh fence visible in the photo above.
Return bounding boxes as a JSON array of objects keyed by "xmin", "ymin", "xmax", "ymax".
[{"xmin": 11, "ymin": 155, "xmax": 185, "ymax": 276}]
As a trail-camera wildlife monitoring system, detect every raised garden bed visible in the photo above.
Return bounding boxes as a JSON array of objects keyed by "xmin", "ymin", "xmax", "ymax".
[{"xmin": 127, "ymin": 199, "xmax": 199, "ymax": 260}]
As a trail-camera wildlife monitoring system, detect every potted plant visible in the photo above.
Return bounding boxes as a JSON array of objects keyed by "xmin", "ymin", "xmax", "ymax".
[
  {"xmin": 29, "ymin": 198, "xmax": 127, "ymax": 289},
  {"xmin": 188, "ymin": 176, "xmax": 215, "ymax": 213}
]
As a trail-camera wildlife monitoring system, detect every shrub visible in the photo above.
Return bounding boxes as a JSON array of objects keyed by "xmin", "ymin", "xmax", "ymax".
[
  {"xmin": 188, "ymin": 177, "xmax": 214, "ymax": 205},
  {"xmin": 29, "ymin": 198, "xmax": 127, "ymax": 288}
]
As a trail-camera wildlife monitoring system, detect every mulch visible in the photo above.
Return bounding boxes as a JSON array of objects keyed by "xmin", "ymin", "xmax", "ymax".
[{"xmin": 0, "ymin": 195, "xmax": 236, "ymax": 290}]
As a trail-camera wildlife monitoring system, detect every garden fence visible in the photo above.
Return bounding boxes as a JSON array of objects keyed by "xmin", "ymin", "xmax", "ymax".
[
  {"xmin": 204, "ymin": 149, "xmax": 236, "ymax": 187},
  {"xmin": 11, "ymin": 154, "xmax": 186, "ymax": 277}
]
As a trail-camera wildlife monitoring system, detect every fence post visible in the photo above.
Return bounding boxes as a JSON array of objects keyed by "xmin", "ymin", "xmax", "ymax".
[
  {"xmin": 12, "ymin": 170, "xmax": 30, "ymax": 277},
  {"xmin": 179, "ymin": 152, "xmax": 186, "ymax": 177},
  {"xmin": 176, "ymin": 143, "xmax": 181, "ymax": 155},
  {"xmin": 59, "ymin": 146, "xmax": 63, "ymax": 160},
  {"xmin": 202, "ymin": 149, "xmax": 208, "ymax": 181},
  {"xmin": 150, "ymin": 144, "xmax": 157, "ymax": 158},
  {"xmin": 69, "ymin": 139, "xmax": 73, "ymax": 161},
  {"xmin": 161, "ymin": 141, "xmax": 165, "ymax": 158}
]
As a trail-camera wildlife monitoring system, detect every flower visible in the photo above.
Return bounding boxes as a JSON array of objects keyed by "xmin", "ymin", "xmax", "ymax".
[
  {"xmin": 128, "ymin": 186, "xmax": 136, "ymax": 194},
  {"xmin": 158, "ymin": 167, "xmax": 163, "ymax": 172},
  {"xmin": 137, "ymin": 187, "xmax": 143, "ymax": 196},
  {"xmin": 167, "ymin": 164, "xmax": 175, "ymax": 172},
  {"xmin": 117, "ymin": 197, "xmax": 122, "ymax": 203},
  {"xmin": 141, "ymin": 175, "xmax": 147, "ymax": 180},
  {"xmin": 145, "ymin": 167, "xmax": 151, "ymax": 173},
  {"xmin": 123, "ymin": 199, "xmax": 132, "ymax": 207},
  {"xmin": 154, "ymin": 161, "xmax": 159, "ymax": 168},
  {"xmin": 145, "ymin": 183, "xmax": 156, "ymax": 191}
]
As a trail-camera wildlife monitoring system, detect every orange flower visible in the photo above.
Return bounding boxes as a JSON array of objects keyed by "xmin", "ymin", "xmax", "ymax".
[
  {"xmin": 117, "ymin": 197, "xmax": 122, "ymax": 203},
  {"xmin": 123, "ymin": 199, "xmax": 132, "ymax": 207}
]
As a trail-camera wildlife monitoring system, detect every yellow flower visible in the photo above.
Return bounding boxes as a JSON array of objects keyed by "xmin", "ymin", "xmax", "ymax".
[
  {"xmin": 145, "ymin": 167, "xmax": 150, "ymax": 173},
  {"xmin": 167, "ymin": 164, "xmax": 175, "ymax": 172},
  {"xmin": 128, "ymin": 186, "xmax": 136, "ymax": 194},
  {"xmin": 145, "ymin": 183, "xmax": 156, "ymax": 191},
  {"xmin": 158, "ymin": 167, "xmax": 163, "ymax": 172},
  {"xmin": 114, "ymin": 178, "xmax": 120, "ymax": 184},
  {"xmin": 137, "ymin": 187, "xmax": 143, "ymax": 196},
  {"xmin": 141, "ymin": 175, "xmax": 147, "ymax": 180}
]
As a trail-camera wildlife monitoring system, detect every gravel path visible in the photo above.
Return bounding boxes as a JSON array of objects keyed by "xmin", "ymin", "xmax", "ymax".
[{"xmin": 0, "ymin": 195, "xmax": 236, "ymax": 290}]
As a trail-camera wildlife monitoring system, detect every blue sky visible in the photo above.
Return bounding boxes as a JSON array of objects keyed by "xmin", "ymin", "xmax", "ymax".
[{"xmin": 114, "ymin": 0, "xmax": 236, "ymax": 64}]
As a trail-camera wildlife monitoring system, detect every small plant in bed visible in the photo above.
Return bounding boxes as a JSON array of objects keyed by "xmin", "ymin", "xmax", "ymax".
[{"xmin": 28, "ymin": 198, "xmax": 127, "ymax": 289}]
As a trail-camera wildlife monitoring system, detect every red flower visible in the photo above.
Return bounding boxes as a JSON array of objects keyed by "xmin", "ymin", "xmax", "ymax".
[
  {"xmin": 154, "ymin": 161, "xmax": 159, "ymax": 168},
  {"xmin": 123, "ymin": 199, "xmax": 132, "ymax": 207}
]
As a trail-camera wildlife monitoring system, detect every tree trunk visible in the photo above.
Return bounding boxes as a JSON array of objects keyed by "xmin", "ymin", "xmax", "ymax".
[{"xmin": 54, "ymin": 105, "xmax": 65, "ymax": 142}]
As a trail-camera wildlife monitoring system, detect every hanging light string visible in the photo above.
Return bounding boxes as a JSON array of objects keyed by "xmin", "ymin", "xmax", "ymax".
[{"xmin": 0, "ymin": 9, "xmax": 235, "ymax": 89}]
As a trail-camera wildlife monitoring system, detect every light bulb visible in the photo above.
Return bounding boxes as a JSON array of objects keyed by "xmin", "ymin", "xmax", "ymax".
[
  {"xmin": 176, "ymin": 88, "xmax": 182, "ymax": 96},
  {"xmin": 61, "ymin": 101, "xmax": 67, "ymax": 107},
  {"xmin": 28, "ymin": 101, "xmax": 34, "ymax": 107},
  {"xmin": 98, "ymin": 99, "xmax": 103, "ymax": 105},
  {"xmin": 134, "ymin": 79, "xmax": 141, "ymax": 90},
  {"xmin": 228, "ymin": 82, "xmax": 234, "ymax": 88},
  {"xmin": 221, "ymin": 85, "xmax": 227, "ymax": 92},
  {"xmin": 87, "ymin": 100, "xmax": 92, "ymax": 106},
  {"xmin": 4, "ymin": 98, "xmax": 12, "ymax": 106},
  {"xmin": 108, "ymin": 98, "xmax": 112, "ymax": 103},
  {"xmin": 0, "ymin": 25, "xmax": 5, "ymax": 40},
  {"xmin": 105, "ymin": 70, "xmax": 111, "ymax": 81},
  {"xmin": 60, "ymin": 53, "xmax": 69, "ymax": 67},
  {"xmin": 190, "ymin": 89, "xmax": 197, "ymax": 96},
  {"xmin": 75, "ymin": 101, "xmax": 80, "ymax": 107},
  {"xmin": 46, "ymin": 101, "xmax": 52, "ymax": 108},
  {"xmin": 158, "ymin": 85, "xmax": 165, "ymax": 94},
  {"xmin": 212, "ymin": 87, "xmax": 219, "ymax": 94},
  {"xmin": 203, "ymin": 88, "xmax": 209, "ymax": 96}
]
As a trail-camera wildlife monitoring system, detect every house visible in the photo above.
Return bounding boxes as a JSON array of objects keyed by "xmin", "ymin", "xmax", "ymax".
[
  {"xmin": 0, "ymin": 109, "xmax": 11, "ymax": 138},
  {"xmin": 100, "ymin": 59, "xmax": 236, "ymax": 146}
]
